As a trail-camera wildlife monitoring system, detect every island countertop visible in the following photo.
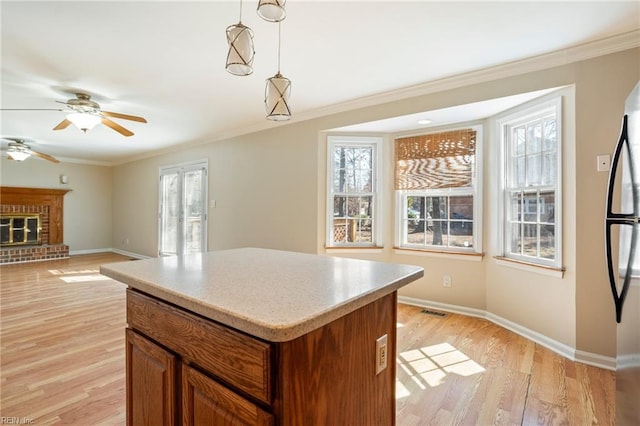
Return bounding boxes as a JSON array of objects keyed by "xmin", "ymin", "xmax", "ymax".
[{"xmin": 100, "ymin": 247, "xmax": 423, "ymax": 342}]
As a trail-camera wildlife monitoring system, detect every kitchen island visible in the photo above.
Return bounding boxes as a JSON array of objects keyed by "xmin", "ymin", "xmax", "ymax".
[{"xmin": 101, "ymin": 248, "xmax": 424, "ymax": 425}]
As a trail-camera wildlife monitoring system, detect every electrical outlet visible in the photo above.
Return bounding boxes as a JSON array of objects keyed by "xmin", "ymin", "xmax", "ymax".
[
  {"xmin": 375, "ymin": 334, "xmax": 388, "ymax": 375},
  {"xmin": 597, "ymin": 155, "xmax": 611, "ymax": 172},
  {"xmin": 443, "ymin": 275, "xmax": 452, "ymax": 287}
]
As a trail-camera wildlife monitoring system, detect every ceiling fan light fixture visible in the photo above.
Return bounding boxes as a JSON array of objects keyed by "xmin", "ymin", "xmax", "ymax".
[
  {"xmin": 7, "ymin": 150, "xmax": 30, "ymax": 161},
  {"xmin": 67, "ymin": 112, "xmax": 101, "ymax": 133},
  {"xmin": 226, "ymin": 22, "xmax": 255, "ymax": 76},
  {"xmin": 257, "ymin": 0, "xmax": 286, "ymax": 22}
]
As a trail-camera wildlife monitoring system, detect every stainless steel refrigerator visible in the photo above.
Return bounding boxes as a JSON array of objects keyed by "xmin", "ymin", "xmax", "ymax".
[{"xmin": 605, "ymin": 81, "xmax": 639, "ymax": 425}]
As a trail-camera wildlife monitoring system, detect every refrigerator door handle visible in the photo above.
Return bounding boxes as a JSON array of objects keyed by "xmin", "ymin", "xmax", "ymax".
[{"xmin": 605, "ymin": 114, "xmax": 640, "ymax": 323}]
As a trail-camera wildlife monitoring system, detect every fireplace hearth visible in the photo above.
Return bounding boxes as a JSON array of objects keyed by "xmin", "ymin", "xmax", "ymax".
[{"xmin": 0, "ymin": 187, "xmax": 71, "ymax": 264}]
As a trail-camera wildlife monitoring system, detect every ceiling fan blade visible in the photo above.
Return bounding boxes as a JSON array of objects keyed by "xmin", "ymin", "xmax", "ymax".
[
  {"xmin": 102, "ymin": 117, "xmax": 134, "ymax": 137},
  {"xmin": 29, "ymin": 149, "xmax": 60, "ymax": 163},
  {"xmin": 53, "ymin": 119, "xmax": 72, "ymax": 130},
  {"xmin": 0, "ymin": 108, "xmax": 65, "ymax": 111},
  {"xmin": 102, "ymin": 110, "xmax": 147, "ymax": 123}
]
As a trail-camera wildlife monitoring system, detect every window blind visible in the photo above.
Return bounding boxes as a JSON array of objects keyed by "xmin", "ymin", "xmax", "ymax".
[{"xmin": 395, "ymin": 129, "xmax": 476, "ymax": 190}]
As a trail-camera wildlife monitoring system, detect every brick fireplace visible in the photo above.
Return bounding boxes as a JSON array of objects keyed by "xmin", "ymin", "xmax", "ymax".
[{"xmin": 0, "ymin": 187, "xmax": 71, "ymax": 264}]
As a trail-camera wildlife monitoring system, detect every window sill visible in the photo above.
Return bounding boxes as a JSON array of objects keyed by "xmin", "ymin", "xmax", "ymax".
[
  {"xmin": 325, "ymin": 246, "xmax": 384, "ymax": 254},
  {"xmin": 393, "ymin": 247, "xmax": 484, "ymax": 262},
  {"xmin": 494, "ymin": 256, "xmax": 565, "ymax": 278}
]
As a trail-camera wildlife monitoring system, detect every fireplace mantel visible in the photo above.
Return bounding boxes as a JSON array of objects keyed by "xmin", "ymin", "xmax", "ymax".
[{"xmin": 1, "ymin": 187, "xmax": 71, "ymax": 245}]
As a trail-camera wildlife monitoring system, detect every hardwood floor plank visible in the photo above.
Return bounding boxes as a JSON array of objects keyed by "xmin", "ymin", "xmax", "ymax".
[{"xmin": 1, "ymin": 254, "xmax": 615, "ymax": 425}]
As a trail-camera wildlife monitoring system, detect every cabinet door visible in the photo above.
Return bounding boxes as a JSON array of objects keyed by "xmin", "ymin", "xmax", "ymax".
[
  {"xmin": 126, "ymin": 329, "xmax": 177, "ymax": 426},
  {"xmin": 182, "ymin": 364, "xmax": 273, "ymax": 426}
]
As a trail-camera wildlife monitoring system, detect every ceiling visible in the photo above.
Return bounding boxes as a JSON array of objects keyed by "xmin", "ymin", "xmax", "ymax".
[{"xmin": 1, "ymin": 1, "xmax": 639, "ymax": 165}]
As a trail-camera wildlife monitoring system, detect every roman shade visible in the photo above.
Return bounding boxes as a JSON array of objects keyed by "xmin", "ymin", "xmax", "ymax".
[{"xmin": 395, "ymin": 129, "xmax": 476, "ymax": 190}]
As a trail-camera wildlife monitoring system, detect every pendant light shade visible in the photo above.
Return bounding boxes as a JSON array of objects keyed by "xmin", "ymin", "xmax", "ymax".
[
  {"xmin": 226, "ymin": 0, "xmax": 254, "ymax": 76},
  {"xmin": 265, "ymin": 73, "xmax": 291, "ymax": 121},
  {"xmin": 67, "ymin": 112, "xmax": 102, "ymax": 133},
  {"xmin": 257, "ymin": 0, "xmax": 286, "ymax": 22},
  {"xmin": 226, "ymin": 22, "xmax": 254, "ymax": 76}
]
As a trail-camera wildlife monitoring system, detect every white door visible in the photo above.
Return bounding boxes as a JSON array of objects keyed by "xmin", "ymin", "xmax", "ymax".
[{"xmin": 159, "ymin": 162, "xmax": 207, "ymax": 256}]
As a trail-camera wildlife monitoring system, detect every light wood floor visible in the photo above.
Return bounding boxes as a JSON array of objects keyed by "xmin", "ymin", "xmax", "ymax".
[{"xmin": 1, "ymin": 253, "xmax": 615, "ymax": 425}]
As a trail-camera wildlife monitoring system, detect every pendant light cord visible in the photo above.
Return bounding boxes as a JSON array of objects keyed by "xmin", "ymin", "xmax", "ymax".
[
  {"xmin": 277, "ymin": 22, "xmax": 281, "ymax": 73},
  {"xmin": 239, "ymin": 0, "xmax": 243, "ymax": 22}
]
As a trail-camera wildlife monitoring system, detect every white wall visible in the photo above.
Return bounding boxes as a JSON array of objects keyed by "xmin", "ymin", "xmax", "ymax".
[{"xmin": 0, "ymin": 158, "xmax": 113, "ymax": 252}]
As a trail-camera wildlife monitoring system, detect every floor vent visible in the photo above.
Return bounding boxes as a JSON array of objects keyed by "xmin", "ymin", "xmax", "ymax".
[{"xmin": 421, "ymin": 309, "xmax": 446, "ymax": 317}]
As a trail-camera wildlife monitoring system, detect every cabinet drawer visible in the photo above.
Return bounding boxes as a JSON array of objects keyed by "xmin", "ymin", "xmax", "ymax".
[
  {"xmin": 182, "ymin": 364, "xmax": 273, "ymax": 425},
  {"xmin": 127, "ymin": 289, "xmax": 272, "ymax": 404}
]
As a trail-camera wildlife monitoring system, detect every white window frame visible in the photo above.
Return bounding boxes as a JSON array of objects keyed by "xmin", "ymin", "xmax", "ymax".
[
  {"xmin": 498, "ymin": 97, "xmax": 563, "ymax": 268},
  {"xmin": 394, "ymin": 125, "xmax": 483, "ymax": 254},
  {"xmin": 326, "ymin": 136, "xmax": 382, "ymax": 247}
]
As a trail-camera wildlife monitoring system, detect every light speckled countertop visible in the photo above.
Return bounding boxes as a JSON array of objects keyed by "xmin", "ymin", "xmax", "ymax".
[{"xmin": 100, "ymin": 247, "xmax": 423, "ymax": 342}]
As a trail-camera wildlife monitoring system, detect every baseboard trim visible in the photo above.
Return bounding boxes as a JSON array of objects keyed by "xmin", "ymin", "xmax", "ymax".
[
  {"xmin": 69, "ymin": 248, "xmax": 150, "ymax": 260},
  {"xmin": 397, "ymin": 296, "xmax": 616, "ymax": 371},
  {"xmin": 110, "ymin": 248, "xmax": 151, "ymax": 260},
  {"xmin": 617, "ymin": 353, "xmax": 640, "ymax": 370},
  {"xmin": 69, "ymin": 248, "xmax": 112, "ymax": 256}
]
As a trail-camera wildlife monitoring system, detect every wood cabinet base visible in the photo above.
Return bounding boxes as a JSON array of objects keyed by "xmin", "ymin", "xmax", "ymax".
[{"xmin": 126, "ymin": 290, "xmax": 398, "ymax": 425}]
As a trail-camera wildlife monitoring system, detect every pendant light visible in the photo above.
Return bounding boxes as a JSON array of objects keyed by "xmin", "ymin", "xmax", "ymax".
[
  {"xmin": 265, "ymin": 23, "xmax": 291, "ymax": 121},
  {"xmin": 226, "ymin": 0, "xmax": 255, "ymax": 76},
  {"xmin": 257, "ymin": 0, "xmax": 286, "ymax": 23}
]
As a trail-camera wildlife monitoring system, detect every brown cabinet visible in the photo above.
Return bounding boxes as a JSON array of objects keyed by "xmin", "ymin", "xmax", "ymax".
[
  {"xmin": 126, "ymin": 329, "xmax": 177, "ymax": 425},
  {"xmin": 126, "ymin": 288, "xmax": 397, "ymax": 425}
]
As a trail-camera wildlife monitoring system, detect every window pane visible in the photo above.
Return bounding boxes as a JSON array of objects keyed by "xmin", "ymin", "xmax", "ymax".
[
  {"xmin": 450, "ymin": 222, "xmax": 473, "ymax": 248},
  {"xmin": 160, "ymin": 173, "xmax": 179, "ymax": 255},
  {"xmin": 510, "ymin": 223, "xmax": 521, "ymax": 255},
  {"xmin": 333, "ymin": 196, "xmax": 347, "ymax": 218},
  {"xmin": 522, "ymin": 224, "xmax": 538, "ymax": 257},
  {"xmin": 406, "ymin": 225, "xmax": 427, "ymax": 245},
  {"xmin": 427, "ymin": 196, "xmax": 448, "ymax": 223},
  {"xmin": 542, "ymin": 152, "xmax": 557, "ymax": 185},
  {"xmin": 510, "ymin": 192, "xmax": 521, "ymax": 221},
  {"xmin": 333, "ymin": 218, "xmax": 348, "ymax": 243},
  {"xmin": 514, "ymin": 126, "xmax": 525, "ymax": 156},
  {"xmin": 526, "ymin": 121, "xmax": 542, "ymax": 154},
  {"xmin": 449, "ymin": 195, "xmax": 473, "ymax": 220},
  {"xmin": 540, "ymin": 225, "xmax": 555, "ymax": 259},
  {"xmin": 353, "ymin": 169, "xmax": 372, "ymax": 192},
  {"xmin": 354, "ymin": 216, "xmax": 372, "ymax": 243},
  {"xmin": 523, "ymin": 192, "xmax": 538, "ymax": 222},
  {"xmin": 526, "ymin": 153, "xmax": 542, "ymax": 186},
  {"xmin": 430, "ymin": 221, "xmax": 448, "ymax": 247},
  {"xmin": 543, "ymin": 118, "xmax": 557, "ymax": 152},
  {"xmin": 514, "ymin": 156, "xmax": 526, "ymax": 188},
  {"xmin": 539, "ymin": 191, "xmax": 555, "ymax": 224}
]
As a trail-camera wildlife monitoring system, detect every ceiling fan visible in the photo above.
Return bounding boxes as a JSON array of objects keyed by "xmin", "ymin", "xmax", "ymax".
[
  {"xmin": 1, "ymin": 138, "xmax": 59, "ymax": 163},
  {"xmin": 2, "ymin": 92, "xmax": 147, "ymax": 137}
]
